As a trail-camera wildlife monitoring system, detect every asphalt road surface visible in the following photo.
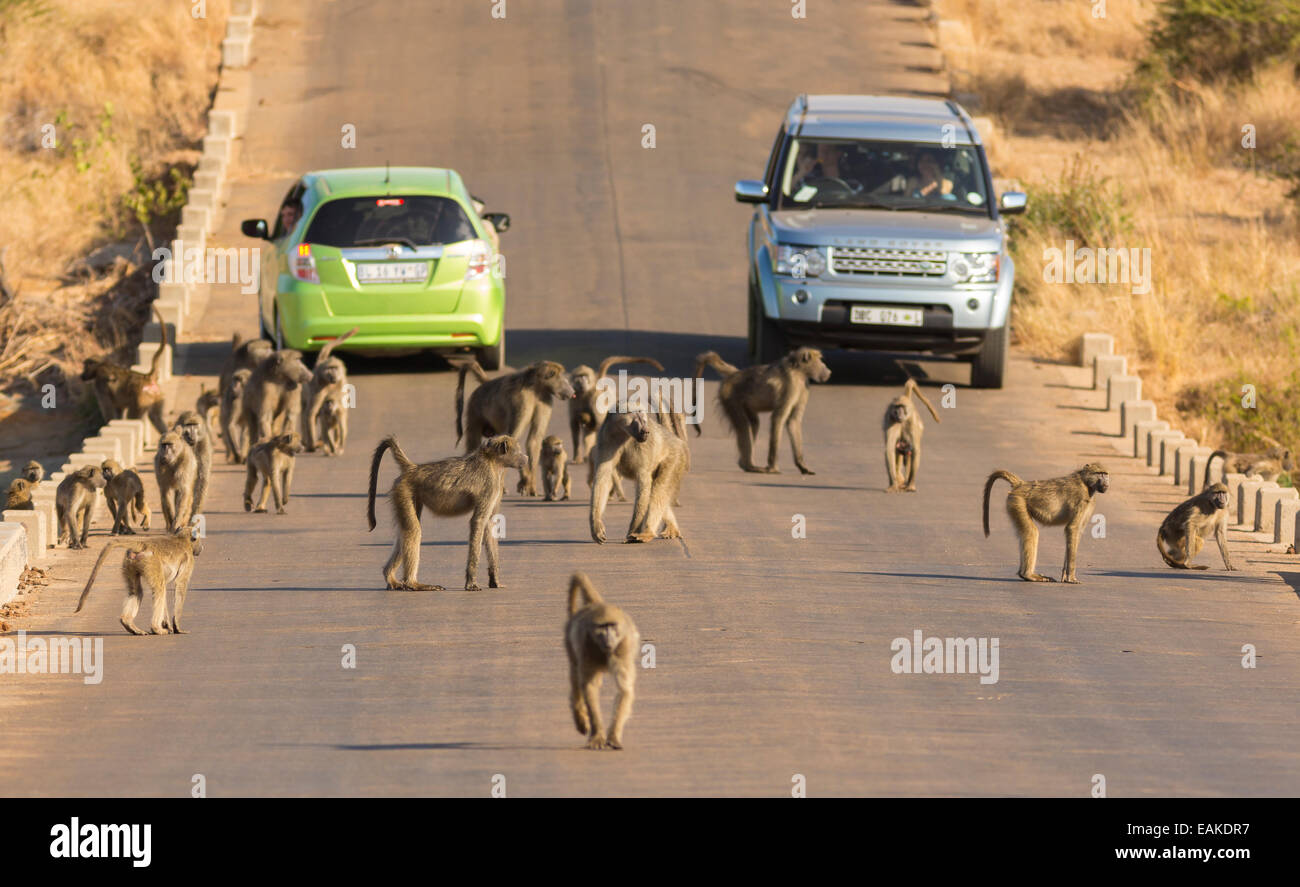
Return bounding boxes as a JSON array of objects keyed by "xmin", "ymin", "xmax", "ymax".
[{"xmin": 2, "ymin": 0, "xmax": 1298, "ymax": 797}]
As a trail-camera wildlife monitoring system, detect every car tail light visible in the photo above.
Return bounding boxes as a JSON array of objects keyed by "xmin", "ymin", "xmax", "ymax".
[
  {"xmin": 465, "ymin": 242, "xmax": 491, "ymax": 280},
  {"xmin": 293, "ymin": 243, "xmax": 320, "ymax": 283}
]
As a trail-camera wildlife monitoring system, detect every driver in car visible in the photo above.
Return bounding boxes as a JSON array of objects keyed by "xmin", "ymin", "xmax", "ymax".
[
  {"xmin": 792, "ymin": 142, "xmax": 846, "ymax": 192},
  {"xmin": 874, "ymin": 149, "xmax": 954, "ymax": 198}
]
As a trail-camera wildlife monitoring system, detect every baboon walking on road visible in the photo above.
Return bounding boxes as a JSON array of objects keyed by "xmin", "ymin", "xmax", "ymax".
[
  {"xmin": 693, "ymin": 347, "xmax": 831, "ymax": 474},
  {"xmin": 883, "ymin": 378, "xmax": 941, "ymax": 492},
  {"xmin": 302, "ymin": 326, "xmax": 358, "ymax": 452},
  {"xmin": 102, "ymin": 459, "xmax": 150, "ymax": 535},
  {"xmin": 589, "ymin": 410, "xmax": 688, "ymax": 544},
  {"xmin": 567, "ymin": 355, "xmax": 665, "ymax": 463},
  {"xmin": 1157, "ymin": 482, "xmax": 1236, "ymax": 571},
  {"xmin": 368, "ymin": 434, "xmax": 527, "ymax": 591},
  {"xmin": 565, "ymin": 572, "xmax": 639, "ymax": 750},
  {"xmin": 56, "ymin": 466, "xmax": 106, "ymax": 549},
  {"xmin": 75, "ymin": 524, "xmax": 203, "ymax": 636},
  {"xmin": 983, "ymin": 463, "xmax": 1110, "ymax": 583}
]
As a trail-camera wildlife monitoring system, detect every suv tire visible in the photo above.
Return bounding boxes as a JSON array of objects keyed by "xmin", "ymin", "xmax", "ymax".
[
  {"xmin": 970, "ymin": 324, "xmax": 1008, "ymax": 389},
  {"xmin": 478, "ymin": 327, "xmax": 504, "ymax": 371},
  {"xmin": 749, "ymin": 281, "xmax": 785, "ymax": 364}
]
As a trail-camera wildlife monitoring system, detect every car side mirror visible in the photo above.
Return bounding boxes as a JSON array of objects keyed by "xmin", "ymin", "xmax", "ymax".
[
  {"xmin": 734, "ymin": 180, "xmax": 769, "ymax": 204},
  {"xmin": 241, "ymin": 219, "xmax": 270, "ymax": 239},
  {"xmin": 483, "ymin": 212, "xmax": 511, "ymax": 233},
  {"xmin": 998, "ymin": 192, "xmax": 1027, "ymax": 215}
]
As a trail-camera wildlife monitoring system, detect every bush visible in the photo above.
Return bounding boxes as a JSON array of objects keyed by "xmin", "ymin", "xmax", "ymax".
[
  {"xmin": 1139, "ymin": 0, "xmax": 1300, "ymax": 85},
  {"xmin": 1011, "ymin": 154, "xmax": 1132, "ymax": 247},
  {"xmin": 1176, "ymin": 369, "xmax": 1300, "ymax": 456}
]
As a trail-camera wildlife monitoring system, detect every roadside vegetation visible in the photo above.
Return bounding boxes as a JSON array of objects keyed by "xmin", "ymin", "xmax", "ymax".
[
  {"xmin": 0, "ymin": 0, "xmax": 226, "ymax": 453},
  {"xmin": 941, "ymin": 0, "xmax": 1300, "ymax": 460}
]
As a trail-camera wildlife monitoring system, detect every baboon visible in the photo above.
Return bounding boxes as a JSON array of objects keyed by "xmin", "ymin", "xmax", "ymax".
[
  {"xmin": 567, "ymin": 356, "xmax": 665, "ymax": 463},
  {"xmin": 174, "ymin": 410, "xmax": 213, "ymax": 517},
  {"xmin": 316, "ymin": 393, "xmax": 347, "ymax": 456},
  {"xmin": 1157, "ymin": 482, "xmax": 1236, "ymax": 571},
  {"xmin": 243, "ymin": 431, "xmax": 304, "ymax": 514},
  {"xmin": 220, "ymin": 368, "xmax": 254, "ymax": 463},
  {"xmin": 102, "ymin": 459, "xmax": 150, "ymax": 535},
  {"xmin": 196, "ymin": 387, "xmax": 222, "ymax": 441},
  {"xmin": 693, "ymin": 347, "xmax": 831, "ymax": 474},
  {"xmin": 6, "ymin": 478, "xmax": 33, "ymax": 510},
  {"xmin": 75, "ymin": 523, "xmax": 202, "ymax": 635},
  {"xmin": 565, "ymin": 573, "xmax": 639, "ymax": 750},
  {"xmin": 983, "ymin": 463, "xmax": 1110, "ymax": 583},
  {"xmin": 540, "ymin": 435, "xmax": 571, "ymax": 501},
  {"xmin": 367, "ymin": 434, "xmax": 527, "ymax": 591},
  {"xmin": 302, "ymin": 326, "xmax": 358, "ymax": 452},
  {"xmin": 154, "ymin": 431, "xmax": 197, "ymax": 532},
  {"xmin": 219, "ymin": 333, "xmax": 274, "ymax": 394},
  {"xmin": 22, "ymin": 461, "xmax": 44, "ymax": 485},
  {"xmin": 55, "ymin": 465, "xmax": 106, "ymax": 549},
  {"xmin": 1204, "ymin": 447, "xmax": 1295, "ymax": 486},
  {"xmin": 455, "ymin": 359, "xmax": 576, "ymax": 497},
  {"xmin": 80, "ymin": 305, "xmax": 169, "ymax": 435},
  {"xmin": 242, "ymin": 348, "xmax": 314, "ymax": 448},
  {"xmin": 589, "ymin": 409, "xmax": 688, "ymax": 544},
  {"xmin": 883, "ymin": 378, "xmax": 941, "ymax": 492}
]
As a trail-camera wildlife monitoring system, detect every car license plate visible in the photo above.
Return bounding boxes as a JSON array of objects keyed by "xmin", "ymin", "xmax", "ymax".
[
  {"xmin": 355, "ymin": 262, "xmax": 427, "ymax": 283},
  {"xmin": 850, "ymin": 305, "xmax": 923, "ymax": 326}
]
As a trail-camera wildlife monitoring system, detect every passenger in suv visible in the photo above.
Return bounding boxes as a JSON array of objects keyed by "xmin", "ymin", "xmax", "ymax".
[{"xmin": 735, "ymin": 95, "xmax": 1027, "ymax": 388}]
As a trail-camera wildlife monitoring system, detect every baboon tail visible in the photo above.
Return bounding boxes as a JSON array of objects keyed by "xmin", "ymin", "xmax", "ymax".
[
  {"xmin": 693, "ymin": 350, "xmax": 739, "ymax": 380},
  {"xmin": 148, "ymin": 304, "xmax": 168, "ymax": 381},
  {"xmin": 75, "ymin": 543, "xmax": 124, "ymax": 613},
  {"xmin": 367, "ymin": 436, "xmax": 413, "ymax": 531},
  {"xmin": 595, "ymin": 355, "xmax": 665, "ymax": 378},
  {"xmin": 1204, "ymin": 450, "xmax": 1228, "ymax": 489},
  {"xmin": 567, "ymin": 572, "xmax": 603, "ymax": 615},
  {"xmin": 316, "ymin": 326, "xmax": 360, "ymax": 366},
  {"xmin": 231, "ymin": 332, "xmax": 244, "ymax": 352},
  {"xmin": 983, "ymin": 470, "xmax": 1021, "ymax": 537},
  {"xmin": 455, "ymin": 360, "xmax": 487, "ymax": 445},
  {"xmin": 907, "ymin": 379, "xmax": 942, "ymax": 423},
  {"xmin": 1156, "ymin": 528, "xmax": 1186, "ymax": 569}
]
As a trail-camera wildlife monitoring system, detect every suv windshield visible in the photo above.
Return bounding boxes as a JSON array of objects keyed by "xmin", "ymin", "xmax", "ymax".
[
  {"xmin": 304, "ymin": 195, "xmax": 477, "ymax": 247},
  {"xmin": 777, "ymin": 138, "xmax": 990, "ymax": 213}
]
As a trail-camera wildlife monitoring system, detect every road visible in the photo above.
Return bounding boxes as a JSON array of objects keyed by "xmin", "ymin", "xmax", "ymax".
[{"xmin": 2, "ymin": 0, "xmax": 1298, "ymax": 797}]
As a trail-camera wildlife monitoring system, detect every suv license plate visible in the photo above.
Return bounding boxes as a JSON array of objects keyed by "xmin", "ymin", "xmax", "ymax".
[
  {"xmin": 356, "ymin": 262, "xmax": 427, "ymax": 283},
  {"xmin": 850, "ymin": 306, "xmax": 923, "ymax": 326}
]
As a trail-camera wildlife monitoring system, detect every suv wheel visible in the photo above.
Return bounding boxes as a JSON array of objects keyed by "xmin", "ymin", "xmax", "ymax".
[
  {"xmin": 970, "ymin": 324, "xmax": 1008, "ymax": 389},
  {"xmin": 478, "ymin": 327, "xmax": 504, "ymax": 371},
  {"xmin": 749, "ymin": 281, "xmax": 785, "ymax": 364}
]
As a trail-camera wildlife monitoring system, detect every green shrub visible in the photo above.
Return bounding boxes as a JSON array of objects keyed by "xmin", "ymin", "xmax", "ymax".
[{"xmin": 1138, "ymin": 0, "xmax": 1300, "ymax": 85}]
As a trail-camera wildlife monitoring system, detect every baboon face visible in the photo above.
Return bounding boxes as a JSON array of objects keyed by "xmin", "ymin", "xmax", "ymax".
[
  {"xmin": 274, "ymin": 432, "xmax": 305, "ymax": 454},
  {"xmin": 592, "ymin": 620, "xmax": 625, "ymax": 655},
  {"xmin": 101, "ymin": 460, "xmax": 123, "ymax": 482},
  {"xmin": 76, "ymin": 466, "xmax": 106, "ymax": 488},
  {"xmin": 537, "ymin": 362, "xmax": 576, "ymax": 400},
  {"xmin": 1205, "ymin": 482, "xmax": 1230, "ymax": 510},
  {"xmin": 321, "ymin": 398, "xmax": 341, "ymax": 418},
  {"xmin": 485, "ymin": 434, "xmax": 529, "ymax": 470},
  {"xmin": 157, "ymin": 433, "xmax": 185, "ymax": 465},
  {"xmin": 626, "ymin": 411, "xmax": 651, "ymax": 443},
  {"xmin": 1080, "ymin": 463, "xmax": 1110, "ymax": 494},
  {"xmin": 542, "ymin": 436, "xmax": 564, "ymax": 458},
  {"xmin": 176, "ymin": 412, "xmax": 205, "ymax": 446},
  {"xmin": 23, "ymin": 461, "xmax": 43, "ymax": 484},
  {"xmin": 318, "ymin": 357, "xmax": 345, "ymax": 386},
  {"xmin": 273, "ymin": 351, "xmax": 314, "ymax": 390},
  {"xmin": 569, "ymin": 366, "xmax": 596, "ymax": 397},
  {"xmin": 230, "ymin": 369, "xmax": 251, "ymax": 396},
  {"xmin": 80, "ymin": 358, "xmax": 103, "ymax": 381},
  {"xmin": 888, "ymin": 401, "xmax": 911, "ymax": 424},
  {"xmin": 790, "ymin": 347, "xmax": 831, "ymax": 383}
]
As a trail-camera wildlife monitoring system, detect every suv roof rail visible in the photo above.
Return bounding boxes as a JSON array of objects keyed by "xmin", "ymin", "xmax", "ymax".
[
  {"xmin": 944, "ymin": 98, "xmax": 980, "ymax": 146},
  {"xmin": 787, "ymin": 93, "xmax": 809, "ymax": 135}
]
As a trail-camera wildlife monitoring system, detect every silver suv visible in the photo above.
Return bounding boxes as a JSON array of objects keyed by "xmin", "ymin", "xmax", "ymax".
[{"xmin": 736, "ymin": 95, "xmax": 1026, "ymax": 387}]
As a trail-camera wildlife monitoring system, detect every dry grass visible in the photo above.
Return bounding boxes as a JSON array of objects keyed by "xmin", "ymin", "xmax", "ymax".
[
  {"xmin": 0, "ymin": 0, "xmax": 226, "ymax": 396},
  {"xmin": 939, "ymin": 0, "xmax": 1300, "ymax": 452}
]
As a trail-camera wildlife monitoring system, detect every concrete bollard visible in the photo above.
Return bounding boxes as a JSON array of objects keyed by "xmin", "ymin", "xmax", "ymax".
[
  {"xmin": 1238, "ymin": 479, "xmax": 1278, "ymax": 528},
  {"xmin": 222, "ymin": 36, "xmax": 253, "ymax": 68},
  {"xmin": 1257, "ymin": 487, "xmax": 1298, "ymax": 534},
  {"xmin": 81, "ymin": 436, "xmax": 122, "ymax": 463},
  {"xmin": 0, "ymin": 523, "xmax": 30, "ymax": 606},
  {"xmin": 106, "ymin": 419, "xmax": 146, "ymax": 462},
  {"xmin": 1148, "ymin": 429, "xmax": 1184, "ymax": 468},
  {"xmin": 1119, "ymin": 400, "xmax": 1156, "ymax": 439},
  {"xmin": 208, "ymin": 109, "xmax": 238, "ymax": 140},
  {"xmin": 135, "ymin": 344, "xmax": 172, "ymax": 384},
  {"xmin": 1134, "ymin": 419, "xmax": 1169, "ymax": 460},
  {"xmin": 1107, "ymin": 376, "xmax": 1142, "ymax": 412},
  {"xmin": 1079, "ymin": 332, "xmax": 1114, "ymax": 369},
  {"xmin": 1274, "ymin": 498, "xmax": 1300, "ymax": 546},
  {"xmin": 3, "ymin": 510, "xmax": 48, "ymax": 559},
  {"xmin": 194, "ymin": 171, "xmax": 222, "ymax": 196},
  {"xmin": 1094, "ymin": 354, "xmax": 1127, "ymax": 391},
  {"xmin": 231, "ymin": 0, "xmax": 259, "ymax": 17},
  {"xmin": 1185, "ymin": 448, "xmax": 1216, "ymax": 494},
  {"xmin": 1163, "ymin": 438, "xmax": 1197, "ymax": 478},
  {"xmin": 181, "ymin": 203, "xmax": 211, "ymax": 234},
  {"xmin": 1176, "ymin": 446, "xmax": 1210, "ymax": 489}
]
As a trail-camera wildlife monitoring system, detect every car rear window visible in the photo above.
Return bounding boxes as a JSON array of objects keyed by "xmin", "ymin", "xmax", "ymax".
[{"xmin": 303, "ymin": 195, "xmax": 477, "ymax": 247}]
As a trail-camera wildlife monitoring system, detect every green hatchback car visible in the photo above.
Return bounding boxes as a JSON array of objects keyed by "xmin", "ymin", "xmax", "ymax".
[{"xmin": 241, "ymin": 167, "xmax": 510, "ymax": 368}]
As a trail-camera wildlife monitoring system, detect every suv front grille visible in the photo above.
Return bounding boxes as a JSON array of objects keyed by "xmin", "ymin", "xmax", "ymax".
[{"xmin": 830, "ymin": 247, "xmax": 946, "ymax": 277}]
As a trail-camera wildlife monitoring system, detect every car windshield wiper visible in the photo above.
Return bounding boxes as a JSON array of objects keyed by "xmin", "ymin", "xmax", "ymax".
[{"xmin": 352, "ymin": 237, "xmax": 421, "ymax": 249}]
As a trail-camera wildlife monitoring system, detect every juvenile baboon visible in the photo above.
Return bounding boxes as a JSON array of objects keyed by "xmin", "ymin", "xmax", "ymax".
[
  {"xmin": 693, "ymin": 347, "xmax": 831, "ymax": 474},
  {"xmin": 316, "ymin": 393, "xmax": 347, "ymax": 456},
  {"xmin": 174, "ymin": 410, "xmax": 213, "ymax": 517},
  {"xmin": 540, "ymin": 435, "xmax": 572, "ymax": 501},
  {"xmin": 6, "ymin": 478, "xmax": 33, "ymax": 510},
  {"xmin": 220, "ymin": 368, "xmax": 254, "ymax": 463},
  {"xmin": 565, "ymin": 572, "xmax": 639, "ymax": 750},
  {"xmin": 75, "ymin": 523, "xmax": 203, "ymax": 635},
  {"xmin": 883, "ymin": 378, "xmax": 942, "ymax": 492},
  {"xmin": 983, "ymin": 463, "xmax": 1110, "ymax": 583},
  {"xmin": 589, "ymin": 409, "xmax": 688, "ymax": 544},
  {"xmin": 567, "ymin": 356, "xmax": 665, "ymax": 463},
  {"xmin": 1157, "ymin": 482, "xmax": 1236, "ymax": 571},
  {"xmin": 1204, "ymin": 447, "xmax": 1295, "ymax": 486},
  {"xmin": 80, "ymin": 305, "xmax": 169, "ymax": 435},
  {"xmin": 367, "ymin": 434, "xmax": 527, "ymax": 591},
  {"xmin": 154, "ymin": 431, "xmax": 197, "ymax": 532},
  {"xmin": 455, "ymin": 359, "xmax": 576, "ymax": 496},
  {"xmin": 22, "ymin": 461, "xmax": 44, "ymax": 485},
  {"xmin": 55, "ymin": 465, "xmax": 106, "ymax": 549},
  {"xmin": 302, "ymin": 326, "xmax": 358, "ymax": 452},
  {"xmin": 102, "ymin": 459, "xmax": 150, "ymax": 535},
  {"xmin": 196, "ymin": 387, "xmax": 222, "ymax": 441},
  {"xmin": 243, "ymin": 431, "xmax": 304, "ymax": 514},
  {"xmin": 242, "ymin": 348, "xmax": 314, "ymax": 448}
]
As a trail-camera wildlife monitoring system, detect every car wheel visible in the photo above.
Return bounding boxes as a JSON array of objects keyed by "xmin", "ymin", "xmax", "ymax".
[
  {"xmin": 970, "ymin": 324, "xmax": 1008, "ymax": 389},
  {"xmin": 749, "ymin": 279, "xmax": 786, "ymax": 364},
  {"xmin": 478, "ymin": 327, "xmax": 504, "ymax": 371}
]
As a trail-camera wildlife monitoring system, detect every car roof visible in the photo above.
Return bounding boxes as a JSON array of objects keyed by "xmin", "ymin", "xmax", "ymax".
[
  {"xmin": 301, "ymin": 167, "xmax": 471, "ymax": 203},
  {"xmin": 786, "ymin": 94, "xmax": 980, "ymax": 145}
]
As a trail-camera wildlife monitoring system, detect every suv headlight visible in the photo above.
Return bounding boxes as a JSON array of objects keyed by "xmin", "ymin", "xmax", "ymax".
[
  {"xmin": 949, "ymin": 252, "xmax": 998, "ymax": 283},
  {"xmin": 775, "ymin": 244, "xmax": 826, "ymax": 279}
]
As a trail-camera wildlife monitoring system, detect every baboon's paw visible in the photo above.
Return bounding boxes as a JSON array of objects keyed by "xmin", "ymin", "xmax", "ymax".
[
  {"xmin": 275, "ymin": 507, "xmax": 287, "ymax": 515},
  {"xmin": 585, "ymin": 735, "xmax": 608, "ymax": 750},
  {"xmin": 606, "ymin": 736, "xmax": 623, "ymax": 750},
  {"xmin": 465, "ymin": 583, "xmax": 483, "ymax": 591},
  {"xmin": 149, "ymin": 626, "xmax": 169, "ymax": 635},
  {"xmin": 904, "ymin": 484, "xmax": 917, "ymax": 492},
  {"xmin": 122, "ymin": 622, "xmax": 145, "ymax": 636},
  {"xmin": 661, "ymin": 526, "xmax": 682, "ymax": 540},
  {"xmin": 1020, "ymin": 573, "xmax": 1053, "ymax": 582},
  {"xmin": 799, "ymin": 467, "xmax": 816, "ymax": 476},
  {"xmin": 254, "ymin": 507, "xmax": 267, "ymax": 514}
]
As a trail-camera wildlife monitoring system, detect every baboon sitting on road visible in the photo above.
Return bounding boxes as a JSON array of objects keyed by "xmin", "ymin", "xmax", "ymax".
[{"xmin": 1157, "ymin": 482, "xmax": 1236, "ymax": 571}]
